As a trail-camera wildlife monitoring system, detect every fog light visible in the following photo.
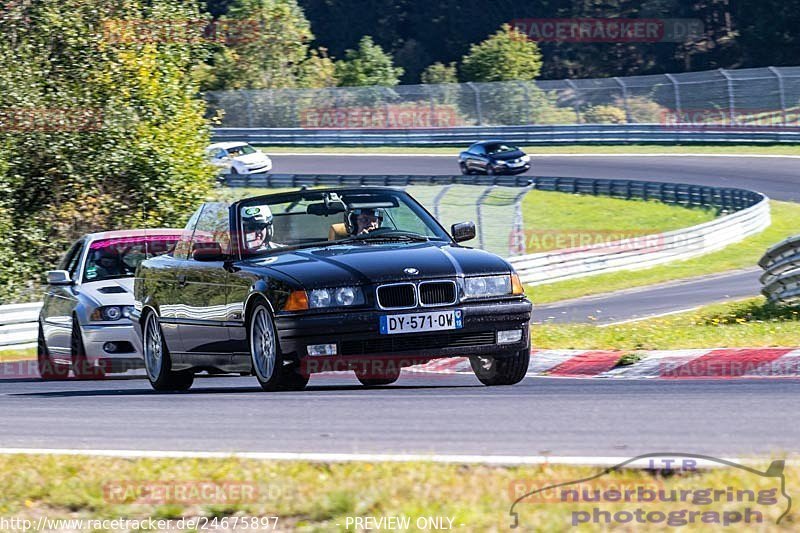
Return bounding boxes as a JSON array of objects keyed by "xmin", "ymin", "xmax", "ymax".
[
  {"xmin": 497, "ymin": 329, "xmax": 522, "ymax": 345},
  {"xmin": 103, "ymin": 342, "xmax": 118, "ymax": 353},
  {"xmin": 307, "ymin": 344, "xmax": 337, "ymax": 356}
]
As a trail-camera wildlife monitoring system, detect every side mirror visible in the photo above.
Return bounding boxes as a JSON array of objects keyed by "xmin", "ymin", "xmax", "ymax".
[
  {"xmin": 192, "ymin": 242, "xmax": 225, "ymax": 262},
  {"xmin": 451, "ymin": 222, "xmax": 476, "ymax": 243},
  {"xmin": 46, "ymin": 270, "xmax": 73, "ymax": 286}
]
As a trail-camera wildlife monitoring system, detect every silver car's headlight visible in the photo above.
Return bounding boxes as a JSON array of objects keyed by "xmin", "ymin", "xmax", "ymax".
[
  {"xmin": 308, "ymin": 287, "xmax": 364, "ymax": 308},
  {"xmin": 463, "ymin": 275, "xmax": 512, "ymax": 299},
  {"xmin": 90, "ymin": 305, "xmax": 134, "ymax": 322}
]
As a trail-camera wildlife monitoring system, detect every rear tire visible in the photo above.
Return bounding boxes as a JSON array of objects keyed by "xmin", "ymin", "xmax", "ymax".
[
  {"xmin": 72, "ymin": 322, "xmax": 105, "ymax": 380},
  {"xmin": 37, "ymin": 323, "xmax": 69, "ymax": 380},
  {"xmin": 142, "ymin": 311, "xmax": 194, "ymax": 392},
  {"xmin": 486, "ymin": 165, "xmax": 496, "ymax": 176},
  {"xmin": 470, "ymin": 349, "xmax": 529, "ymax": 386}
]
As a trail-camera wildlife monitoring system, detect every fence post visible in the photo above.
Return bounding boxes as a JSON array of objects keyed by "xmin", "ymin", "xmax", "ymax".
[
  {"xmin": 245, "ymin": 90, "xmax": 254, "ymax": 128},
  {"xmin": 613, "ymin": 77, "xmax": 631, "ymax": 123},
  {"xmin": 768, "ymin": 66, "xmax": 788, "ymax": 126},
  {"xmin": 565, "ymin": 79, "xmax": 581, "ymax": 123},
  {"xmin": 466, "ymin": 82, "xmax": 483, "ymax": 126},
  {"xmin": 476, "ymin": 185, "xmax": 496, "ymax": 250},
  {"xmin": 517, "ymin": 81, "xmax": 531, "ymax": 125},
  {"xmin": 509, "ymin": 184, "xmax": 534, "ymax": 256},
  {"xmin": 719, "ymin": 68, "xmax": 736, "ymax": 126},
  {"xmin": 665, "ymin": 73, "xmax": 682, "ymax": 124},
  {"xmin": 432, "ymin": 184, "xmax": 453, "ymax": 221}
]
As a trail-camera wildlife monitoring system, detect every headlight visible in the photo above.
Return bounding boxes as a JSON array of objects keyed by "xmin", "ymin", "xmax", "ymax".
[
  {"xmin": 521, "ymin": 155, "xmax": 530, "ymax": 162},
  {"xmin": 463, "ymin": 275, "xmax": 512, "ymax": 299},
  {"xmin": 90, "ymin": 305, "xmax": 134, "ymax": 322},
  {"xmin": 308, "ymin": 287, "xmax": 364, "ymax": 309}
]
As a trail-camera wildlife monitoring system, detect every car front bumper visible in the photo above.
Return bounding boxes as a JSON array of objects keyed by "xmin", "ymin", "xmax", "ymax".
[
  {"xmin": 81, "ymin": 323, "xmax": 144, "ymax": 372},
  {"xmin": 274, "ymin": 299, "xmax": 532, "ymax": 374},
  {"xmin": 494, "ymin": 163, "xmax": 530, "ymax": 175}
]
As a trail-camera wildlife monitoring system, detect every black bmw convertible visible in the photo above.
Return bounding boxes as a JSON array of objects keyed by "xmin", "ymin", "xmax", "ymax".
[{"xmin": 133, "ymin": 187, "xmax": 532, "ymax": 392}]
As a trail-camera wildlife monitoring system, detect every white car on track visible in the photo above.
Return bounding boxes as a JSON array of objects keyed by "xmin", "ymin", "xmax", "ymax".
[
  {"xmin": 206, "ymin": 142, "xmax": 272, "ymax": 176},
  {"xmin": 37, "ymin": 229, "xmax": 182, "ymax": 380}
]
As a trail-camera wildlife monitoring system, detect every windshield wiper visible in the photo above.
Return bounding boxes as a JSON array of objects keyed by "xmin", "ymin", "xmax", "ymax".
[{"xmin": 352, "ymin": 231, "xmax": 430, "ymax": 242}]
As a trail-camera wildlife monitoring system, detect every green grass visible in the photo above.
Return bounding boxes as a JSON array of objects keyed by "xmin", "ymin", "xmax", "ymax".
[
  {"xmin": 0, "ymin": 348, "xmax": 34, "ymax": 362},
  {"xmin": 528, "ymin": 200, "xmax": 800, "ymax": 304},
  {"xmin": 520, "ymin": 191, "xmax": 714, "ymax": 253},
  {"xmin": 0, "ymin": 454, "xmax": 795, "ymax": 531},
  {"xmin": 533, "ymin": 297, "xmax": 800, "ymax": 351},
  {"xmin": 255, "ymin": 144, "xmax": 800, "ymax": 156}
]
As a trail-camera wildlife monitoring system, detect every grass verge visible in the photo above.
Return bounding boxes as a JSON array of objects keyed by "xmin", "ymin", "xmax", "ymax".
[
  {"xmin": 533, "ymin": 297, "xmax": 800, "ymax": 351},
  {"xmin": 0, "ymin": 454, "xmax": 795, "ymax": 531},
  {"xmin": 255, "ymin": 144, "xmax": 800, "ymax": 156},
  {"xmin": 527, "ymin": 200, "xmax": 800, "ymax": 305}
]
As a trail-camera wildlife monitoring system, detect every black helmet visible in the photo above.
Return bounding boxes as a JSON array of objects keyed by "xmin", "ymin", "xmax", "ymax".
[{"xmin": 242, "ymin": 205, "xmax": 274, "ymax": 249}]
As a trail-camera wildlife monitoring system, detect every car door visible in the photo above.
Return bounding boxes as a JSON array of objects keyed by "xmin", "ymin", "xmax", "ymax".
[
  {"xmin": 467, "ymin": 145, "xmax": 487, "ymax": 172},
  {"xmin": 178, "ymin": 202, "xmax": 234, "ymax": 356},
  {"xmin": 154, "ymin": 207, "xmax": 203, "ymax": 354},
  {"xmin": 41, "ymin": 238, "xmax": 86, "ymax": 361}
]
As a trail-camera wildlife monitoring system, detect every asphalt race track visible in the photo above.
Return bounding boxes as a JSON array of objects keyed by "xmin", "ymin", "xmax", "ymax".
[
  {"xmin": 3, "ymin": 152, "xmax": 798, "ymax": 460},
  {"xmin": 1, "ymin": 372, "xmax": 799, "ymax": 457},
  {"xmin": 270, "ymin": 153, "xmax": 800, "ymax": 202}
]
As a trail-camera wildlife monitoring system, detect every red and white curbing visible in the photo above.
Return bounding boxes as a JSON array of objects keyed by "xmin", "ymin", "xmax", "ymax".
[{"xmin": 409, "ymin": 348, "xmax": 800, "ymax": 379}]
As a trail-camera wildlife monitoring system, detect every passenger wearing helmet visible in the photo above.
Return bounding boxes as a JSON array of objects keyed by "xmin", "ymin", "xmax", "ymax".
[
  {"xmin": 347, "ymin": 207, "xmax": 383, "ymax": 236},
  {"xmin": 242, "ymin": 205, "xmax": 279, "ymax": 252}
]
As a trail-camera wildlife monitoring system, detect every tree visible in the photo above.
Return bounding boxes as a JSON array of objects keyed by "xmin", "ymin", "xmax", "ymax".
[
  {"xmin": 421, "ymin": 62, "xmax": 458, "ymax": 84},
  {"xmin": 460, "ymin": 24, "xmax": 543, "ymax": 82},
  {"xmin": 334, "ymin": 36, "xmax": 404, "ymax": 87},
  {"xmin": 200, "ymin": 0, "xmax": 333, "ymax": 90},
  {"xmin": 0, "ymin": 0, "xmax": 215, "ymax": 302}
]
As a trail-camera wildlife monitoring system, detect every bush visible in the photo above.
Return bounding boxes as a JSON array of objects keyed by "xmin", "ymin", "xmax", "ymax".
[{"xmin": 582, "ymin": 105, "xmax": 628, "ymax": 124}]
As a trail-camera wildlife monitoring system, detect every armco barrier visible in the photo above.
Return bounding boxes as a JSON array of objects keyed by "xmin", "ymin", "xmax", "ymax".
[
  {"xmin": 759, "ymin": 235, "xmax": 800, "ymax": 306},
  {"xmin": 212, "ymin": 124, "xmax": 800, "ymax": 146},
  {"xmin": 0, "ymin": 302, "xmax": 40, "ymax": 349}
]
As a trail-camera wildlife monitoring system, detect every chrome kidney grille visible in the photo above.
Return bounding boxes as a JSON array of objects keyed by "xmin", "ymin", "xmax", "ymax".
[
  {"xmin": 376, "ymin": 283, "xmax": 417, "ymax": 309},
  {"xmin": 376, "ymin": 280, "xmax": 457, "ymax": 309},
  {"xmin": 418, "ymin": 281, "xmax": 457, "ymax": 306}
]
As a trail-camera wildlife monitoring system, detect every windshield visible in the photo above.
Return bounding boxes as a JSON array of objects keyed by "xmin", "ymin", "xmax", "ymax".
[
  {"xmin": 84, "ymin": 235, "xmax": 180, "ymax": 282},
  {"xmin": 485, "ymin": 143, "xmax": 517, "ymax": 154},
  {"xmin": 227, "ymin": 144, "xmax": 257, "ymax": 157},
  {"xmin": 237, "ymin": 189, "xmax": 450, "ymax": 256}
]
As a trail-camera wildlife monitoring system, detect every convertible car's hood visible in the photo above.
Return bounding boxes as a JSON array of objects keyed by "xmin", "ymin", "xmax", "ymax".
[
  {"xmin": 79, "ymin": 278, "xmax": 134, "ymax": 307},
  {"xmin": 246, "ymin": 242, "xmax": 512, "ymax": 288}
]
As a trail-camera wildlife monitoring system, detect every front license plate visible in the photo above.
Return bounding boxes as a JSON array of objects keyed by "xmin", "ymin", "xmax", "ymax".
[{"xmin": 380, "ymin": 310, "xmax": 463, "ymax": 335}]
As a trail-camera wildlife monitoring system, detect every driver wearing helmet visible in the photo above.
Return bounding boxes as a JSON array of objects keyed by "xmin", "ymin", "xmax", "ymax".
[
  {"xmin": 242, "ymin": 205, "xmax": 280, "ymax": 252},
  {"xmin": 347, "ymin": 207, "xmax": 383, "ymax": 236}
]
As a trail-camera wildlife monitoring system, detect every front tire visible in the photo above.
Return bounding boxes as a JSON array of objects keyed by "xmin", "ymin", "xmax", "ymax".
[
  {"xmin": 249, "ymin": 303, "xmax": 308, "ymax": 391},
  {"xmin": 459, "ymin": 162, "xmax": 470, "ymax": 175},
  {"xmin": 143, "ymin": 311, "xmax": 193, "ymax": 392},
  {"xmin": 37, "ymin": 323, "xmax": 69, "ymax": 380},
  {"xmin": 486, "ymin": 165, "xmax": 496, "ymax": 176},
  {"xmin": 72, "ymin": 322, "xmax": 105, "ymax": 380},
  {"xmin": 470, "ymin": 349, "xmax": 529, "ymax": 386}
]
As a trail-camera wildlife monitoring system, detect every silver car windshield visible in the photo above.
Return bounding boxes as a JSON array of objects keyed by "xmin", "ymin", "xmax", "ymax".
[{"xmin": 84, "ymin": 236, "xmax": 179, "ymax": 282}]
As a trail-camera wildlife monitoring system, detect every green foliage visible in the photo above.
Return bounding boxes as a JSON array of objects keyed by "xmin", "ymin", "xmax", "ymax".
[
  {"xmin": 582, "ymin": 105, "xmax": 628, "ymax": 124},
  {"xmin": 200, "ymin": 0, "xmax": 334, "ymax": 90},
  {"xmin": 420, "ymin": 62, "xmax": 458, "ymax": 84},
  {"xmin": 0, "ymin": 0, "xmax": 216, "ymax": 303},
  {"xmin": 334, "ymin": 36, "xmax": 404, "ymax": 87},
  {"xmin": 460, "ymin": 24, "xmax": 542, "ymax": 83}
]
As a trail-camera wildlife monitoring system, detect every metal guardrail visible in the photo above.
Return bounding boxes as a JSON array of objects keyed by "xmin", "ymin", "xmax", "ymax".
[
  {"xmin": 212, "ymin": 124, "xmax": 800, "ymax": 146},
  {"xmin": 759, "ymin": 235, "xmax": 800, "ymax": 306},
  {"xmin": 0, "ymin": 303, "xmax": 40, "ymax": 349}
]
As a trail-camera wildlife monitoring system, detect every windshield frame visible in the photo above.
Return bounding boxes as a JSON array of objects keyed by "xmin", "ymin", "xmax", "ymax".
[
  {"xmin": 82, "ymin": 234, "xmax": 181, "ymax": 283},
  {"xmin": 232, "ymin": 187, "xmax": 454, "ymax": 259}
]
